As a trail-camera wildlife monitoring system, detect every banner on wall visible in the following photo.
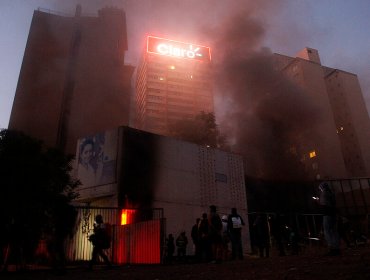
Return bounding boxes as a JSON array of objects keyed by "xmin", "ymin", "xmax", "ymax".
[{"xmin": 77, "ymin": 129, "xmax": 118, "ymax": 187}]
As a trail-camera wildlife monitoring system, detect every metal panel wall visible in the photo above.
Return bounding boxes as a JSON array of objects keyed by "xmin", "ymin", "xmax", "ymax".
[
  {"xmin": 114, "ymin": 219, "xmax": 163, "ymax": 264},
  {"xmin": 63, "ymin": 207, "xmax": 164, "ymax": 264}
]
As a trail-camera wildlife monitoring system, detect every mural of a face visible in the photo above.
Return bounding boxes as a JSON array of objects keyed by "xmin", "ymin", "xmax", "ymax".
[
  {"xmin": 77, "ymin": 130, "xmax": 118, "ymax": 189},
  {"xmin": 80, "ymin": 143, "xmax": 93, "ymax": 166}
]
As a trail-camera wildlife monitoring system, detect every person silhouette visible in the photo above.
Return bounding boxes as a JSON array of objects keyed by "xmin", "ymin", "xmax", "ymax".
[{"xmin": 88, "ymin": 215, "xmax": 111, "ymax": 269}]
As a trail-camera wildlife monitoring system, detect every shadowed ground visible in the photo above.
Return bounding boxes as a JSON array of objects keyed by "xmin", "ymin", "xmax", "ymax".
[{"xmin": 2, "ymin": 246, "xmax": 370, "ymax": 280}]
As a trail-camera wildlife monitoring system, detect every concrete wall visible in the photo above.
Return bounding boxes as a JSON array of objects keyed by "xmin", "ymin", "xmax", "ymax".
[
  {"xmin": 152, "ymin": 136, "xmax": 250, "ymax": 254},
  {"xmin": 74, "ymin": 126, "xmax": 251, "ymax": 254}
]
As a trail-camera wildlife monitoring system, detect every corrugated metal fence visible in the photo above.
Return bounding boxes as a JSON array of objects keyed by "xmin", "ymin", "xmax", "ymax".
[{"xmin": 64, "ymin": 206, "xmax": 165, "ymax": 264}]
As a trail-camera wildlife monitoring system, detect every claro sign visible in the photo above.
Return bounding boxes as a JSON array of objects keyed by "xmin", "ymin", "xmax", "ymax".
[{"xmin": 147, "ymin": 36, "xmax": 211, "ymax": 63}]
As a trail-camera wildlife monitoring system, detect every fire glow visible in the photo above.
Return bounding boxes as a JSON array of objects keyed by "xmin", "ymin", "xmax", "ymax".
[
  {"xmin": 147, "ymin": 36, "xmax": 211, "ymax": 62},
  {"xmin": 121, "ymin": 209, "xmax": 136, "ymax": 225}
]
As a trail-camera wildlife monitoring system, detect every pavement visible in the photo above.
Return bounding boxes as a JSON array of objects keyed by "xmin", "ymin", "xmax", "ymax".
[{"xmin": 2, "ymin": 246, "xmax": 370, "ymax": 280}]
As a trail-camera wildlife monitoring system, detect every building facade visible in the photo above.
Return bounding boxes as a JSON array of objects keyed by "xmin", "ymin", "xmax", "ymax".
[
  {"xmin": 135, "ymin": 36, "xmax": 214, "ymax": 136},
  {"xmin": 74, "ymin": 126, "xmax": 250, "ymax": 254},
  {"xmin": 324, "ymin": 68, "xmax": 370, "ymax": 177},
  {"xmin": 9, "ymin": 6, "xmax": 134, "ymax": 154},
  {"xmin": 275, "ymin": 48, "xmax": 370, "ymax": 178}
]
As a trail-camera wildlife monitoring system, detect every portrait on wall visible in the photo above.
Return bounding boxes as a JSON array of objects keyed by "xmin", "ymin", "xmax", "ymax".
[{"xmin": 77, "ymin": 129, "xmax": 118, "ymax": 187}]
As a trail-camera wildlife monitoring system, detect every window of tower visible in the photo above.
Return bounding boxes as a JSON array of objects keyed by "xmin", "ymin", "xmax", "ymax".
[{"xmin": 309, "ymin": 150, "xmax": 317, "ymax": 158}]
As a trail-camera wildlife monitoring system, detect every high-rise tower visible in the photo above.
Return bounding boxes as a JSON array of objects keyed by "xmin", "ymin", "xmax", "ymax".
[
  {"xmin": 9, "ymin": 5, "xmax": 134, "ymax": 154},
  {"xmin": 324, "ymin": 67, "xmax": 370, "ymax": 177},
  {"xmin": 275, "ymin": 47, "xmax": 370, "ymax": 178},
  {"xmin": 135, "ymin": 36, "xmax": 213, "ymax": 136}
]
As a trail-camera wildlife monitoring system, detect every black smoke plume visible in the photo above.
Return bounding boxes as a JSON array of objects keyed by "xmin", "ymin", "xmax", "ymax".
[{"xmin": 211, "ymin": 11, "xmax": 321, "ymax": 181}]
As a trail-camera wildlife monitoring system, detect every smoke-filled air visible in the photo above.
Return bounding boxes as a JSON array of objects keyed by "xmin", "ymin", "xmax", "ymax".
[
  {"xmin": 210, "ymin": 9, "xmax": 322, "ymax": 181},
  {"xmin": 6, "ymin": 0, "xmax": 369, "ymax": 181},
  {"xmin": 43, "ymin": 0, "xmax": 367, "ymax": 181}
]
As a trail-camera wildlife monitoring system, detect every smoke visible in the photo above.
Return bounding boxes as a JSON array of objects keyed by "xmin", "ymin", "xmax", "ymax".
[
  {"xmin": 43, "ymin": 1, "xmax": 362, "ymax": 181},
  {"xmin": 209, "ymin": 10, "xmax": 321, "ymax": 181}
]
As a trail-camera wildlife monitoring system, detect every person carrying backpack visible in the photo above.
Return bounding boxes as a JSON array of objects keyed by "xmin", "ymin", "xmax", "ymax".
[{"xmin": 88, "ymin": 214, "xmax": 111, "ymax": 270}]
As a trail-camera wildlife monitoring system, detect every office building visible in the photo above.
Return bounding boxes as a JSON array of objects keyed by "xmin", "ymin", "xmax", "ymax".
[
  {"xmin": 135, "ymin": 36, "xmax": 214, "ymax": 136},
  {"xmin": 9, "ymin": 5, "xmax": 134, "ymax": 154},
  {"xmin": 324, "ymin": 67, "xmax": 370, "ymax": 177},
  {"xmin": 275, "ymin": 48, "xmax": 370, "ymax": 178}
]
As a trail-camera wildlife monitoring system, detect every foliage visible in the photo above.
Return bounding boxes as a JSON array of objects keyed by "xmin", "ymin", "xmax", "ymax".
[
  {"xmin": 0, "ymin": 129, "xmax": 79, "ymax": 262},
  {"xmin": 168, "ymin": 112, "xmax": 228, "ymax": 149}
]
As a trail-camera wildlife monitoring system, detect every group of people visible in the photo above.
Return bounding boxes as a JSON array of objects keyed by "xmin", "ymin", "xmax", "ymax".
[
  {"xmin": 80, "ymin": 181, "xmax": 344, "ymax": 271},
  {"xmin": 90, "ymin": 206, "xmax": 245, "ymax": 267},
  {"xmin": 164, "ymin": 232, "xmax": 189, "ymax": 264},
  {"xmin": 167, "ymin": 205, "xmax": 245, "ymax": 263},
  {"xmin": 250, "ymin": 181, "xmax": 344, "ymax": 258}
]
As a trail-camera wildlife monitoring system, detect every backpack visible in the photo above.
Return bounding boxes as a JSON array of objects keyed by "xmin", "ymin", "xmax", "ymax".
[
  {"xmin": 231, "ymin": 216, "xmax": 242, "ymax": 229},
  {"xmin": 101, "ymin": 223, "xmax": 112, "ymax": 249},
  {"xmin": 90, "ymin": 222, "xmax": 112, "ymax": 249}
]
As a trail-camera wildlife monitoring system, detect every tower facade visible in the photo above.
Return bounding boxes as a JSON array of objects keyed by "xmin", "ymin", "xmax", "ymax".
[
  {"xmin": 324, "ymin": 67, "xmax": 370, "ymax": 177},
  {"xmin": 135, "ymin": 36, "xmax": 213, "ymax": 136},
  {"xmin": 275, "ymin": 47, "xmax": 370, "ymax": 178},
  {"xmin": 9, "ymin": 6, "xmax": 134, "ymax": 154}
]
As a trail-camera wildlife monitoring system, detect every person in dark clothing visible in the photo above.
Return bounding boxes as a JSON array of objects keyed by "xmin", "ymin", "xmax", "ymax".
[
  {"xmin": 176, "ymin": 231, "xmax": 188, "ymax": 262},
  {"xmin": 269, "ymin": 214, "xmax": 286, "ymax": 256},
  {"xmin": 198, "ymin": 213, "xmax": 211, "ymax": 262},
  {"xmin": 221, "ymin": 215, "xmax": 230, "ymax": 261},
  {"xmin": 289, "ymin": 225, "xmax": 300, "ymax": 255},
  {"xmin": 208, "ymin": 205, "xmax": 223, "ymax": 263},
  {"xmin": 228, "ymin": 208, "xmax": 245, "ymax": 260},
  {"xmin": 191, "ymin": 218, "xmax": 201, "ymax": 261},
  {"xmin": 166, "ymin": 234, "xmax": 175, "ymax": 264},
  {"xmin": 253, "ymin": 214, "xmax": 270, "ymax": 258},
  {"xmin": 88, "ymin": 215, "xmax": 111, "ymax": 270},
  {"xmin": 47, "ymin": 201, "xmax": 77, "ymax": 274},
  {"xmin": 337, "ymin": 216, "xmax": 351, "ymax": 248},
  {"xmin": 318, "ymin": 181, "xmax": 340, "ymax": 256}
]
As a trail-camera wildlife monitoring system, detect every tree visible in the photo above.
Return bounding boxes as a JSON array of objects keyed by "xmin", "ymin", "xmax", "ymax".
[
  {"xmin": 168, "ymin": 112, "xmax": 228, "ymax": 149},
  {"xmin": 0, "ymin": 129, "xmax": 79, "ymax": 267}
]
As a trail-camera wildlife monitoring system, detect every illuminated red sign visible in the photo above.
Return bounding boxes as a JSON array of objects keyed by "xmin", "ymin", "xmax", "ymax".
[{"xmin": 147, "ymin": 36, "xmax": 211, "ymax": 62}]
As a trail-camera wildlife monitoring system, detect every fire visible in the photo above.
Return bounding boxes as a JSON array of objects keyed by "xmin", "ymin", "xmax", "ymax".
[{"xmin": 121, "ymin": 209, "xmax": 136, "ymax": 225}]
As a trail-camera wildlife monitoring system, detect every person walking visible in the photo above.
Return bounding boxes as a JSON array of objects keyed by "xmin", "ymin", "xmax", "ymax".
[{"xmin": 88, "ymin": 215, "xmax": 111, "ymax": 270}]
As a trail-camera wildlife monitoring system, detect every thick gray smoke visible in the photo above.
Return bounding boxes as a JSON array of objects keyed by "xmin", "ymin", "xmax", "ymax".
[{"xmin": 210, "ymin": 11, "xmax": 321, "ymax": 181}]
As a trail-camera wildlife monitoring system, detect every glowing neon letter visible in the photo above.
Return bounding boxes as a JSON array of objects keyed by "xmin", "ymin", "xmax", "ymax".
[{"xmin": 157, "ymin": 44, "xmax": 169, "ymax": 55}]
